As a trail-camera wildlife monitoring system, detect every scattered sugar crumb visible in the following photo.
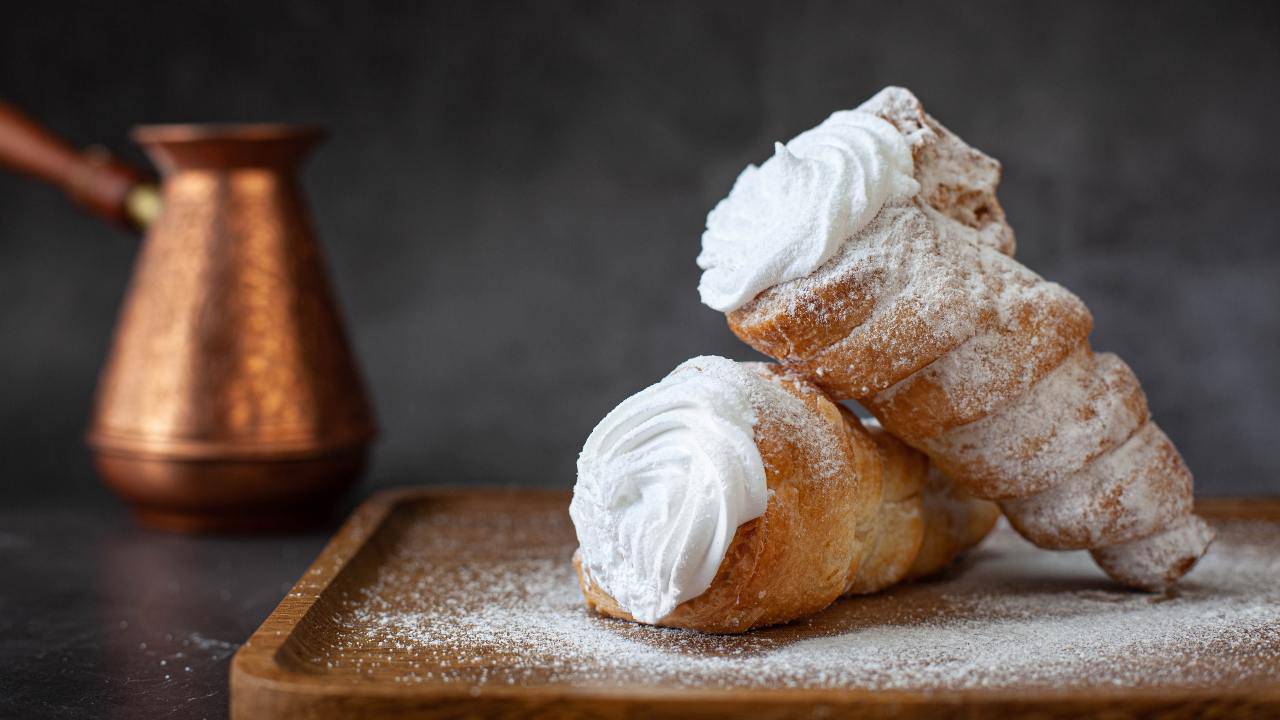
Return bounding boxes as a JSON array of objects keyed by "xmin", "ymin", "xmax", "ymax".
[{"xmin": 298, "ymin": 506, "xmax": 1280, "ymax": 691}]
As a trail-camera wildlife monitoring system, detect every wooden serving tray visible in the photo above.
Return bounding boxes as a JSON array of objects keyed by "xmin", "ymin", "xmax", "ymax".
[{"xmin": 231, "ymin": 489, "xmax": 1280, "ymax": 718}]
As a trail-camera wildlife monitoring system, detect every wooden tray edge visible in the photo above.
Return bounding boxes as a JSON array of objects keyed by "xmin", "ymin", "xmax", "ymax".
[{"xmin": 230, "ymin": 490, "xmax": 1280, "ymax": 718}]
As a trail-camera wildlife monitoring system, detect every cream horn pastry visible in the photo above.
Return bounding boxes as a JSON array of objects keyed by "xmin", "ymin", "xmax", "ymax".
[
  {"xmin": 569, "ymin": 356, "xmax": 997, "ymax": 633},
  {"xmin": 698, "ymin": 86, "xmax": 1212, "ymax": 591}
]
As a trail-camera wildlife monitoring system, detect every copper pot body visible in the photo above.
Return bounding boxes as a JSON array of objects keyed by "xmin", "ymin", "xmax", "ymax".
[{"xmin": 87, "ymin": 125, "xmax": 376, "ymax": 531}]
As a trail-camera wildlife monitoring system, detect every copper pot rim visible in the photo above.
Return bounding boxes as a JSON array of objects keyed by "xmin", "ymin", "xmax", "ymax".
[{"xmin": 131, "ymin": 123, "xmax": 325, "ymax": 144}]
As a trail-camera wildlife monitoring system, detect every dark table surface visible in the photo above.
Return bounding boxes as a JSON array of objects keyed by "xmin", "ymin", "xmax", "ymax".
[{"xmin": 0, "ymin": 491, "xmax": 347, "ymax": 720}]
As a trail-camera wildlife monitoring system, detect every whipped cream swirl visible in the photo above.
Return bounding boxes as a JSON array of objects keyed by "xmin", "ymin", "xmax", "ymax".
[
  {"xmin": 697, "ymin": 109, "xmax": 920, "ymax": 312},
  {"xmin": 570, "ymin": 356, "xmax": 769, "ymax": 623}
]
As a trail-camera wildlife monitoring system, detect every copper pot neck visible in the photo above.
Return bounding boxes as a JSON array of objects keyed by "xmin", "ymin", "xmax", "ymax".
[{"xmin": 131, "ymin": 123, "xmax": 324, "ymax": 173}]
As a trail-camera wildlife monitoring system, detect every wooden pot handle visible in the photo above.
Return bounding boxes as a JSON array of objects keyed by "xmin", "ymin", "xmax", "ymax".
[{"xmin": 0, "ymin": 102, "xmax": 157, "ymax": 230}]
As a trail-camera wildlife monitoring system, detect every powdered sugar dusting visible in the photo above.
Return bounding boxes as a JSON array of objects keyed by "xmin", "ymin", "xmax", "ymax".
[
  {"xmin": 298, "ymin": 501, "xmax": 1280, "ymax": 692},
  {"xmin": 1003, "ymin": 422, "xmax": 1193, "ymax": 550},
  {"xmin": 741, "ymin": 362, "xmax": 850, "ymax": 486},
  {"xmin": 1093, "ymin": 514, "xmax": 1217, "ymax": 591},
  {"xmin": 861, "ymin": 86, "xmax": 1016, "ymax": 257},
  {"xmin": 923, "ymin": 350, "xmax": 1148, "ymax": 499}
]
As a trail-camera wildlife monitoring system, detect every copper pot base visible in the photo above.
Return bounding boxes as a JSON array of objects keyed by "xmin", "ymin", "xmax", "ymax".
[{"xmin": 93, "ymin": 448, "xmax": 367, "ymax": 533}]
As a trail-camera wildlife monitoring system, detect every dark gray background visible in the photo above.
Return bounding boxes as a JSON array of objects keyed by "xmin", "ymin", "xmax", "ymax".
[{"xmin": 2, "ymin": 0, "xmax": 1277, "ymax": 506}]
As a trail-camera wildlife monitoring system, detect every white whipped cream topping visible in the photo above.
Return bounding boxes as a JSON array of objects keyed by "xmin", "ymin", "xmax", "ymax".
[
  {"xmin": 570, "ymin": 356, "xmax": 769, "ymax": 623},
  {"xmin": 697, "ymin": 109, "xmax": 920, "ymax": 312}
]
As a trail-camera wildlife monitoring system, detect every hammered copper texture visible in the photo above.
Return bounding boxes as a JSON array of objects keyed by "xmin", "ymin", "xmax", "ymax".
[{"xmin": 87, "ymin": 126, "xmax": 376, "ymax": 530}]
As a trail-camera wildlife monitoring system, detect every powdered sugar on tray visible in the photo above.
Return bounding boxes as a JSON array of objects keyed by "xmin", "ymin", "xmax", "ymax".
[{"xmin": 311, "ymin": 507, "xmax": 1280, "ymax": 691}]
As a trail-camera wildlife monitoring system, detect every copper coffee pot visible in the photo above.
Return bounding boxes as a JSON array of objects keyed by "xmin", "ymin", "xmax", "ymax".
[{"xmin": 0, "ymin": 104, "xmax": 377, "ymax": 531}]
